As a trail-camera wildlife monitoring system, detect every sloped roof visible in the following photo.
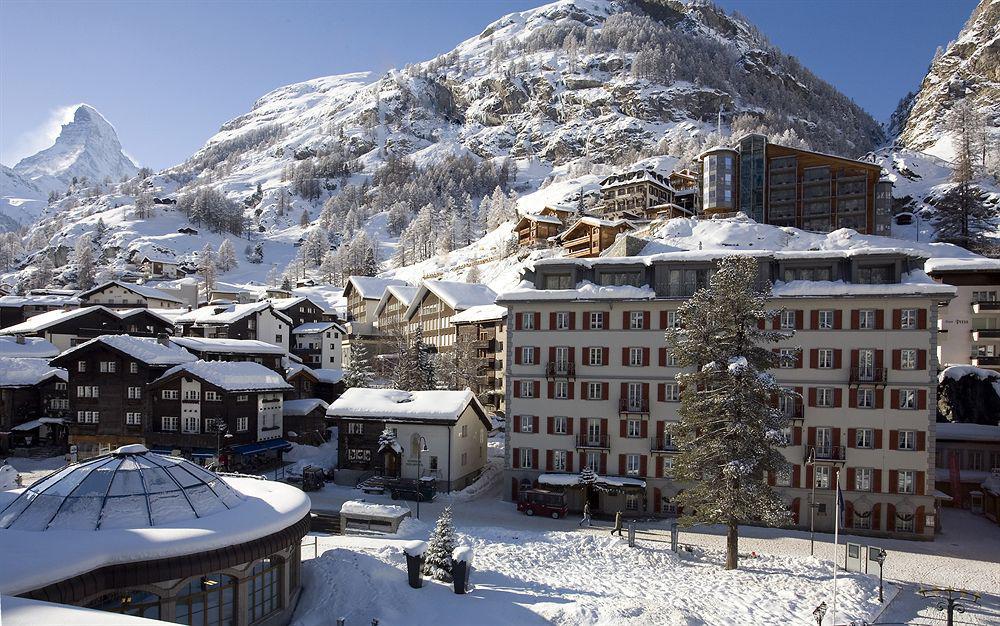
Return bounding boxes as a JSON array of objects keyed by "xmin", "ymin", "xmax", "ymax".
[
  {"xmin": 404, "ymin": 280, "xmax": 497, "ymax": 320},
  {"xmin": 0, "ymin": 358, "xmax": 67, "ymax": 387},
  {"xmin": 0, "ymin": 294, "xmax": 80, "ymax": 308},
  {"xmin": 283, "ymin": 398, "xmax": 329, "ymax": 416},
  {"xmin": 557, "ymin": 216, "xmax": 638, "ymax": 241},
  {"xmin": 79, "ymin": 280, "xmax": 184, "ymax": 304},
  {"xmin": 344, "ymin": 276, "xmax": 409, "ymax": 300},
  {"xmin": 292, "ymin": 322, "xmax": 343, "ymax": 334},
  {"xmin": 0, "ymin": 336, "xmax": 59, "ymax": 358},
  {"xmin": 373, "ymin": 285, "xmax": 420, "ymax": 319},
  {"xmin": 269, "ymin": 295, "xmax": 330, "ymax": 312},
  {"xmin": 451, "ymin": 304, "xmax": 508, "ymax": 325},
  {"xmin": 154, "ymin": 360, "xmax": 292, "ymax": 392},
  {"xmin": 328, "ymin": 388, "xmax": 482, "ymax": 424},
  {"xmin": 0, "ymin": 306, "xmax": 117, "ymax": 335},
  {"xmin": 169, "ymin": 336, "xmax": 287, "ymax": 355},
  {"xmin": 54, "ymin": 335, "xmax": 197, "ymax": 367},
  {"xmin": 175, "ymin": 301, "xmax": 291, "ymax": 325}
]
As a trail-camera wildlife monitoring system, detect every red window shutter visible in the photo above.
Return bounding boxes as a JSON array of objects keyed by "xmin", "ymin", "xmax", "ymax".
[
  {"xmin": 917, "ymin": 390, "xmax": 927, "ymax": 410},
  {"xmin": 891, "ymin": 350, "xmax": 901, "ymax": 370},
  {"xmin": 917, "ymin": 430, "xmax": 926, "ymax": 451},
  {"xmin": 642, "ymin": 348, "xmax": 650, "ymax": 366},
  {"xmin": 834, "ymin": 388, "xmax": 843, "ymax": 407},
  {"xmin": 656, "ymin": 457, "xmax": 664, "ymax": 479},
  {"xmin": 772, "ymin": 316, "xmax": 780, "ymax": 331},
  {"xmin": 795, "ymin": 350, "xmax": 803, "ymax": 369},
  {"xmin": 601, "ymin": 383, "xmax": 609, "ymax": 400},
  {"xmin": 547, "ymin": 416, "xmax": 555, "ymax": 434},
  {"xmin": 513, "ymin": 449, "xmax": 520, "ymax": 468},
  {"xmin": 874, "ymin": 349, "xmax": 884, "ymax": 372},
  {"xmin": 888, "ymin": 470, "xmax": 898, "ymax": 493},
  {"xmin": 918, "ymin": 309, "xmax": 927, "ymax": 329},
  {"xmin": 847, "ymin": 428, "xmax": 856, "ymax": 448},
  {"xmin": 891, "ymin": 309, "xmax": 901, "ymax": 329},
  {"xmin": 658, "ymin": 347, "xmax": 667, "ymax": 367},
  {"xmin": 890, "ymin": 389, "xmax": 900, "ymax": 409},
  {"xmin": 641, "ymin": 383, "xmax": 649, "ymax": 404},
  {"xmin": 549, "ymin": 312, "xmax": 557, "ymax": 330},
  {"xmin": 599, "ymin": 453, "xmax": 607, "ymax": 475},
  {"xmin": 873, "ymin": 469, "xmax": 882, "ymax": 493},
  {"xmin": 532, "ymin": 449, "xmax": 538, "ymax": 470},
  {"xmin": 916, "ymin": 471, "xmax": 925, "ymax": 495},
  {"xmin": 568, "ymin": 347, "xmax": 576, "ymax": 364},
  {"xmin": 795, "ymin": 310, "xmax": 804, "ymax": 329},
  {"xmin": 547, "ymin": 381, "xmax": 555, "ymax": 399},
  {"xmin": 532, "ymin": 416, "xmax": 539, "ymax": 433},
  {"xmin": 915, "ymin": 505, "xmax": 926, "ymax": 534},
  {"xmin": 568, "ymin": 382, "xmax": 575, "ymax": 400},
  {"xmin": 875, "ymin": 309, "xmax": 885, "ymax": 329},
  {"xmin": 874, "ymin": 429, "xmax": 883, "ymax": 449},
  {"xmin": 514, "ymin": 384, "xmax": 522, "ymax": 399},
  {"xmin": 515, "ymin": 349, "xmax": 522, "ymax": 365},
  {"xmin": 584, "ymin": 312, "xmax": 592, "ymax": 330},
  {"xmin": 654, "ymin": 487, "xmax": 662, "ymax": 511},
  {"xmin": 917, "ymin": 349, "xmax": 927, "ymax": 370},
  {"xmin": 757, "ymin": 319, "xmax": 765, "ymax": 330},
  {"xmin": 832, "ymin": 428, "xmax": 841, "ymax": 448},
  {"xmin": 850, "ymin": 349, "xmax": 859, "ymax": 369},
  {"xmin": 850, "ymin": 309, "xmax": 860, "ymax": 330},
  {"xmin": 660, "ymin": 310, "xmax": 668, "ymax": 329},
  {"xmin": 515, "ymin": 314, "xmax": 523, "ymax": 331},
  {"xmin": 567, "ymin": 418, "xmax": 575, "ymax": 436},
  {"xmin": 793, "ymin": 426, "xmax": 802, "ymax": 446},
  {"xmin": 810, "ymin": 310, "xmax": 819, "ymax": 329},
  {"xmin": 874, "ymin": 389, "xmax": 884, "ymax": 410},
  {"xmin": 834, "ymin": 310, "xmax": 843, "ymax": 329},
  {"xmin": 767, "ymin": 471, "xmax": 776, "ymax": 486},
  {"xmin": 642, "ymin": 311, "xmax": 650, "ymax": 329},
  {"xmin": 549, "ymin": 346, "xmax": 556, "ymax": 364},
  {"xmin": 846, "ymin": 467, "xmax": 855, "ymax": 490},
  {"xmin": 834, "ymin": 350, "xmax": 842, "ymax": 369},
  {"xmin": 602, "ymin": 314, "xmax": 609, "ymax": 330},
  {"xmin": 534, "ymin": 312, "xmax": 541, "ymax": 330},
  {"xmin": 601, "ymin": 347, "xmax": 609, "ymax": 365},
  {"xmin": 620, "ymin": 420, "xmax": 627, "ymax": 438},
  {"xmin": 513, "ymin": 416, "xmax": 521, "ymax": 432},
  {"xmin": 808, "ymin": 387, "xmax": 817, "ymax": 407},
  {"xmin": 872, "ymin": 503, "xmax": 881, "ymax": 529},
  {"xmin": 533, "ymin": 381, "xmax": 541, "ymax": 398},
  {"xmin": 809, "ymin": 349, "xmax": 819, "ymax": 368},
  {"xmin": 622, "ymin": 311, "xmax": 629, "ymax": 329},
  {"xmin": 640, "ymin": 455, "xmax": 648, "ymax": 477},
  {"xmin": 566, "ymin": 451, "xmax": 574, "ymax": 472},
  {"xmin": 600, "ymin": 418, "xmax": 608, "ymax": 437},
  {"xmin": 806, "ymin": 465, "xmax": 814, "ymax": 488},
  {"xmin": 618, "ymin": 454, "xmax": 626, "ymax": 475},
  {"xmin": 849, "ymin": 389, "xmax": 857, "ymax": 408},
  {"xmin": 579, "ymin": 382, "xmax": 587, "ymax": 399},
  {"xmin": 887, "ymin": 504, "xmax": 896, "ymax": 532},
  {"xmin": 640, "ymin": 421, "xmax": 648, "ymax": 438},
  {"xmin": 792, "ymin": 465, "xmax": 801, "ymax": 488},
  {"xmin": 657, "ymin": 384, "xmax": 665, "ymax": 402},
  {"xmin": 620, "ymin": 382, "xmax": 628, "ymax": 402},
  {"xmin": 807, "ymin": 427, "xmax": 816, "ymax": 446},
  {"xmin": 569, "ymin": 312, "xmax": 576, "ymax": 330},
  {"xmin": 546, "ymin": 450, "xmax": 553, "ymax": 471},
  {"xmin": 621, "ymin": 347, "xmax": 629, "ymax": 366}
]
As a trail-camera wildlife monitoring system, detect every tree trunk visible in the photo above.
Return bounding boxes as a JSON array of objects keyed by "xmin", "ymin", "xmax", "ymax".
[{"xmin": 725, "ymin": 520, "xmax": 739, "ymax": 570}]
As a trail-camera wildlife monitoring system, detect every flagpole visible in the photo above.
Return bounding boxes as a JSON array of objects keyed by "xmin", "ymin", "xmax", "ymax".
[{"xmin": 832, "ymin": 468, "xmax": 840, "ymax": 625}]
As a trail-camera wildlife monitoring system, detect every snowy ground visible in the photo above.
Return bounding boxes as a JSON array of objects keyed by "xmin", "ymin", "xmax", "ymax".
[{"xmin": 1, "ymin": 455, "xmax": 66, "ymax": 486}]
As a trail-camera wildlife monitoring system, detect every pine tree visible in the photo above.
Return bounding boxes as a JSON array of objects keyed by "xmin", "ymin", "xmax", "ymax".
[
  {"xmin": 465, "ymin": 265, "xmax": 482, "ymax": 283},
  {"xmin": 412, "ymin": 326, "xmax": 438, "ymax": 390},
  {"xmin": 319, "ymin": 249, "xmax": 340, "ymax": 284},
  {"xmin": 579, "ymin": 466, "xmax": 597, "ymax": 507},
  {"xmin": 30, "ymin": 255, "xmax": 54, "ymax": 290},
  {"xmin": 665, "ymin": 256, "xmax": 793, "ymax": 571},
  {"xmin": 73, "ymin": 235, "xmax": 96, "ymax": 290},
  {"xmin": 300, "ymin": 209, "xmax": 311, "ymax": 228},
  {"xmin": 135, "ymin": 191, "xmax": 154, "ymax": 219},
  {"xmin": 345, "ymin": 343, "xmax": 376, "ymax": 388},
  {"xmin": 421, "ymin": 506, "xmax": 457, "ymax": 582},
  {"xmin": 246, "ymin": 242, "xmax": 264, "ymax": 264},
  {"xmin": 94, "ymin": 218, "xmax": 108, "ymax": 241},
  {"xmin": 199, "ymin": 244, "xmax": 217, "ymax": 293},
  {"xmin": 302, "ymin": 228, "xmax": 327, "ymax": 267},
  {"xmin": 377, "ymin": 427, "xmax": 399, "ymax": 453},
  {"xmin": 217, "ymin": 239, "xmax": 238, "ymax": 272}
]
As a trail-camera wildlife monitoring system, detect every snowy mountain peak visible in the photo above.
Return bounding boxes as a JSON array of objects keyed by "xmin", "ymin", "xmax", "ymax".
[{"xmin": 13, "ymin": 103, "xmax": 138, "ymax": 192}]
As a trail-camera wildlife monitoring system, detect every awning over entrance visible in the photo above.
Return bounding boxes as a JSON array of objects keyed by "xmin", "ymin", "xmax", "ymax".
[
  {"xmin": 537, "ymin": 473, "xmax": 646, "ymax": 489},
  {"xmin": 231, "ymin": 439, "xmax": 291, "ymax": 456}
]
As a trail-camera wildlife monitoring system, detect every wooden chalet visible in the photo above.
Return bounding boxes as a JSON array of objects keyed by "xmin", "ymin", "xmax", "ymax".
[
  {"xmin": 79, "ymin": 280, "xmax": 186, "ymax": 309},
  {"xmin": 168, "ymin": 336, "xmax": 288, "ymax": 373},
  {"xmin": 175, "ymin": 301, "xmax": 292, "ymax": 352},
  {"xmin": 558, "ymin": 216, "xmax": 639, "ymax": 258},
  {"xmin": 0, "ymin": 358, "xmax": 69, "ymax": 453},
  {"xmin": 285, "ymin": 364, "xmax": 345, "ymax": 404},
  {"xmin": 515, "ymin": 212, "xmax": 564, "ymax": 247},
  {"xmin": 282, "ymin": 398, "xmax": 330, "ymax": 446},
  {"xmin": 0, "ymin": 294, "xmax": 80, "ymax": 328}
]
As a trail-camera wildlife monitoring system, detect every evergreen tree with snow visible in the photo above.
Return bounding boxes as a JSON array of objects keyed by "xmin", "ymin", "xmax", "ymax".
[
  {"xmin": 359, "ymin": 244, "xmax": 379, "ymax": 277},
  {"xmin": 302, "ymin": 228, "xmax": 328, "ymax": 267},
  {"xmin": 319, "ymin": 249, "xmax": 340, "ymax": 284},
  {"xmin": 246, "ymin": 242, "xmax": 264, "ymax": 264},
  {"xmin": 411, "ymin": 326, "xmax": 438, "ymax": 391},
  {"xmin": 421, "ymin": 506, "xmax": 457, "ymax": 582},
  {"xmin": 344, "ymin": 343, "xmax": 376, "ymax": 388},
  {"xmin": 135, "ymin": 191, "xmax": 154, "ymax": 219},
  {"xmin": 377, "ymin": 427, "xmax": 399, "ymax": 454},
  {"xmin": 665, "ymin": 256, "xmax": 793, "ymax": 571},
  {"xmin": 73, "ymin": 236, "xmax": 96, "ymax": 290},
  {"xmin": 578, "ymin": 465, "xmax": 597, "ymax": 505},
  {"xmin": 94, "ymin": 218, "xmax": 108, "ymax": 242},
  {"xmin": 217, "ymin": 239, "xmax": 238, "ymax": 272},
  {"xmin": 299, "ymin": 209, "xmax": 311, "ymax": 228},
  {"xmin": 199, "ymin": 244, "xmax": 217, "ymax": 293},
  {"xmin": 30, "ymin": 255, "xmax": 54, "ymax": 291},
  {"xmin": 465, "ymin": 265, "xmax": 482, "ymax": 284}
]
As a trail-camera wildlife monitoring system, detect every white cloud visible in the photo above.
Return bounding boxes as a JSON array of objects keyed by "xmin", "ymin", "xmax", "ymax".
[{"xmin": 2, "ymin": 103, "xmax": 82, "ymax": 166}]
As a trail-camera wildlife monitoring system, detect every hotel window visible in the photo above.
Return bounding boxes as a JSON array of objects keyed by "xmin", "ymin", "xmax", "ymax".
[
  {"xmin": 663, "ymin": 383, "xmax": 679, "ymax": 402},
  {"xmin": 817, "ymin": 387, "xmax": 834, "ymax": 408},
  {"xmin": 818, "ymin": 349, "xmax": 834, "ymax": 369},
  {"xmin": 626, "ymin": 420, "xmax": 641, "ymax": 438},
  {"xmin": 248, "ymin": 558, "xmax": 283, "ymax": 622},
  {"xmin": 204, "ymin": 418, "xmax": 217, "ymax": 433},
  {"xmin": 625, "ymin": 493, "xmax": 640, "ymax": 511},
  {"xmin": 780, "ymin": 310, "xmax": 796, "ymax": 330},
  {"xmin": 585, "ymin": 451, "xmax": 600, "ymax": 471},
  {"xmin": 205, "ymin": 391, "xmax": 221, "ymax": 401},
  {"xmin": 520, "ymin": 415, "xmax": 534, "ymax": 433},
  {"xmin": 855, "ymin": 468, "xmax": 872, "ymax": 492},
  {"xmin": 779, "ymin": 348, "xmax": 797, "ymax": 368},
  {"xmin": 519, "ymin": 448, "xmax": 533, "ymax": 469},
  {"xmin": 161, "ymin": 389, "xmax": 179, "ymax": 400},
  {"xmin": 521, "ymin": 313, "xmax": 535, "ymax": 330},
  {"xmin": 544, "ymin": 274, "xmax": 572, "ymax": 290},
  {"xmin": 347, "ymin": 422, "xmax": 364, "ymax": 435},
  {"xmin": 629, "ymin": 311, "xmax": 645, "ymax": 329},
  {"xmin": 815, "ymin": 466, "xmax": 831, "ymax": 489},
  {"xmin": 858, "ymin": 309, "xmax": 876, "ymax": 329},
  {"xmin": 555, "ymin": 312, "xmax": 570, "ymax": 330},
  {"xmin": 900, "ymin": 349, "xmax": 917, "ymax": 370},
  {"xmin": 898, "ymin": 430, "xmax": 916, "ymax": 450},
  {"xmin": 181, "ymin": 416, "xmax": 200, "ymax": 434},
  {"xmin": 161, "ymin": 416, "xmax": 179, "ymax": 431},
  {"xmin": 666, "ymin": 311, "xmax": 681, "ymax": 329},
  {"xmin": 901, "ymin": 309, "xmax": 918, "ymax": 329},
  {"xmin": 99, "ymin": 361, "xmax": 117, "ymax": 373},
  {"xmin": 127, "ymin": 387, "xmax": 141, "ymax": 399},
  {"xmin": 554, "ymin": 381, "xmax": 568, "ymax": 399},
  {"xmin": 899, "ymin": 389, "xmax": 917, "ymax": 410},
  {"xmin": 553, "ymin": 416, "xmax": 568, "ymax": 435},
  {"xmin": 897, "ymin": 470, "xmax": 915, "ymax": 494},
  {"xmin": 590, "ymin": 312, "xmax": 604, "ymax": 328},
  {"xmin": 857, "ymin": 389, "xmax": 874, "ymax": 409},
  {"xmin": 521, "ymin": 346, "xmax": 536, "ymax": 365},
  {"xmin": 628, "ymin": 347, "xmax": 644, "ymax": 367},
  {"xmin": 77, "ymin": 411, "xmax": 100, "ymax": 424},
  {"xmin": 237, "ymin": 417, "xmax": 249, "ymax": 432},
  {"xmin": 667, "ymin": 352, "xmax": 678, "ymax": 366},
  {"xmin": 183, "ymin": 390, "xmax": 201, "ymax": 401},
  {"xmin": 896, "ymin": 514, "xmax": 915, "ymax": 532},
  {"xmin": 856, "ymin": 266, "xmax": 892, "ymax": 285},
  {"xmin": 856, "ymin": 428, "xmax": 874, "ymax": 449},
  {"xmin": 662, "ymin": 456, "xmax": 675, "ymax": 477},
  {"xmin": 520, "ymin": 381, "xmax": 535, "ymax": 398},
  {"xmin": 553, "ymin": 450, "xmax": 567, "ymax": 471},
  {"xmin": 587, "ymin": 382, "xmax": 603, "ymax": 400},
  {"xmin": 818, "ymin": 310, "xmax": 834, "ymax": 329},
  {"xmin": 626, "ymin": 454, "xmax": 641, "ymax": 476},
  {"xmin": 587, "ymin": 347, "xmax": 604, "ymax": 366}
]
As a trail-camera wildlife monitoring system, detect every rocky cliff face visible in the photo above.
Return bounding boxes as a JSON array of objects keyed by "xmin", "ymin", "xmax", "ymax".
[{"xmin": 892, "ymin": 0, "xmax": 1000, "ymax": 160}]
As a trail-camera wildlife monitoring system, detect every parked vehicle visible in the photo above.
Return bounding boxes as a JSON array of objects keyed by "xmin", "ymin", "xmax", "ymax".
[
  {"xmin": 517, "ymin": 489, "xmax": 568, "ymax": 519},
  {"xmin": 301, "ymin": 465, "xmax": 326, "ymax": 492},
  {"xmin": 388, "ymin": 477, "xmax": 436, "ymax": 502}
]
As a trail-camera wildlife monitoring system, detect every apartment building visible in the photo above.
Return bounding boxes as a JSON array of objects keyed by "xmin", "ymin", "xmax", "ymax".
[
  {"xmin": 926, "ymin": 257, "xmax": 1000, "ymax": 369},
  {"xmin": 499, "ymin": 249, "xmax": 954, "ymax": 539},
  {"xmin": 291, "ymin": 321, "xmax": 345, "ymax": 369},
  {"xmin": 402, "ymin": 280, "xmax": 497, "ymax": 352},
  {"xmin": 373, "ymin": 285, "xmax": 419, "ymax": 336},
  {"xmin": 342, "ymin": 276, "xmax": 410, "ymax": 366},
  {"xmin": 598, "ymin": 168, "xmax": 686, "ymax": 220},
  {"xmin": 698, "ymin": 134, "xmax": 892, "ymax": 236}
]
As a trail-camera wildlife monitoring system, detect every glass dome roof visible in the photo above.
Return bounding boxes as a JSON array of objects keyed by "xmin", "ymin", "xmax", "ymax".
[{"xmin": 0, "ymin": 445, "xmax": 245, "ymax": 531}]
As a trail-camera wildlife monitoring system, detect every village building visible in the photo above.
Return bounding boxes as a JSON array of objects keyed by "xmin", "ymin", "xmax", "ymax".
[
  {"xmin": 283, "ymin": 398, "xmax": 330, "ymax": 446},
  {"xmin": 557, "ymin": 216, "xmax": 639, "ymax": 258},
  {"xmin": 146, "ymin": 360, "xmax": 292, "ymax": 466},
  {"xmin": 270, "ymin": 295, "xmax": 331, "ymax": 329},
  {"xmin": 168, "ymin": 336, "xmax": 288, "ymax": 373},
  {"xmin": 0, "ymin": 306, "xmax": 127, "ymax": 352},
  {"xmin": 51, "ymin": 335, "xmax": 198, "ymax": 458},
  {"xmin": 79, "ymin": 280, "xmax": 186, "ymax": 310},
  {"xmin": 499, "ymin": 248, "xmax": 952, "ymax": 539},
  {"xmin": 598, "ymin": 168, "xmax": 680, "ymax": 220},
  {"xmin": 175, "ymin": 301, "xmax": 292, "ymax": 352},
  {"xmin": 116, "ymin": 309, "xmax": 177, "ymax": 336},
  {"xmin": 207, "ymin": 284, "xmax": 256, "ymax": 304},
  {"xmin": 327, "ymin": 388, "xmax": 490, "ymax": 492},
  {"xmin": 515, "ymin": 212, "xmax": 564, "ymax": 248},
  {"xmin": 0, "ymin": 335, "xmax": 59, "ymax": 359},
  {"xmin": 284, "ymin": 364, "xmax": 345, "ymax": 404},
  {"xmin": 402, "ymin": 280, "xmax": 498, "ymax": 352},
  {"xmin": 698, "ymin": 134, "xmax": 892, "ymax": 235},
  {"xmin": 0, "ymin": 445, "xmax": 310, "ymax": 625},
  {"xmin": 0, "ymin": 293, "xmax": 80, "ymax": 328},
  {"xmin": 934, "ymin": 422, "xmax": 1000, "ymax": 515},
  {"xmin": 373, "ymin": 285, "xmax": 419, "ymax": 336},
  {"xmin": 291, "ymin": 321, "xmax": 345, "ymax": 369},
  {"xmin": 925, "ymin": 257, "xmax": 1000, "ymax": 370},
  {"xmin": 0, "ymin": 358, "xmax": 68, "ymax": 452},
  {"xmin": 450, "ymin": 304, "xmax": 508, "ymax": 413},
  {"xmin": 342, "ymin": 276, "xmax": 410, "ymax": 366}
]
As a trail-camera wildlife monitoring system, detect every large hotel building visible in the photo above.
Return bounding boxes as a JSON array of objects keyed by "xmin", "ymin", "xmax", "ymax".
[{"xmin": 499, "ymin": 249, "xmax": 955, "ymax": 539}]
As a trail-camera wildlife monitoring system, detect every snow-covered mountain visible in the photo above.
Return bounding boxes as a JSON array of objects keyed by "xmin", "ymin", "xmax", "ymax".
[
  {"xmin": 0, "ymin": 166, "xmax": 47, "ymax": 231},
  {"xmin": 12, "ymin": 104, "xmax": 138, "ymax": 193},
  {"xmin": 890, "ymin": 0, "xmax": 999, "ymax": 159}
]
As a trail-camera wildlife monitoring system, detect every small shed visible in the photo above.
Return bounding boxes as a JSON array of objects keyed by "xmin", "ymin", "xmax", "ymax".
[{"xmin": 339, "ymin": 500, "xmax": 411, "ymax": 534}]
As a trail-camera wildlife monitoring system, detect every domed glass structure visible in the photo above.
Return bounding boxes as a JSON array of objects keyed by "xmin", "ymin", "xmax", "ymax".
[{"xmin": 0, "ymin": 444, "xmax": 245, "ymax": 531}]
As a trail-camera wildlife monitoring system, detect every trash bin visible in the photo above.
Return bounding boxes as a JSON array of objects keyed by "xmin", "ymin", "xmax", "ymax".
[
  {"xmin": 452, "ymin": 546, "xmax": 473, "ymax": 594},
  {"xmin": 402, "ymin": 541, "xmax": 427, "ymax": 589}
]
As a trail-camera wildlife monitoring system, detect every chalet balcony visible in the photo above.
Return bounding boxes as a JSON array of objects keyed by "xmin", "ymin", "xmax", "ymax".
[
  {"xmin": 575, "ymin": 434, "xmax": 610, "ymax": 450},
  {"xmin": 471, "ymin": 339, "xmax": 494, "ymax": 350},
  {"xmin": 973, "ymin": 301, "xmax": 1000, "ymax": 313},
  {"xmin": 803, "ymin": 444, "xmax": 846, "ymax": 465},
  {"xmin": 545, "ymin": 362, "xmax": 576, "ymax": 379},
  {"xmin": 972, "ymin": 329, "xmax": 1000, "ymax": 341},
  {"xmin": 619, "ymin": 398, "xmax": 649, "ymax": 416},
  {"xmin": 972, "ymin": 356, "xmax": 1000, "ymax": 367},
  {"xmin": 850, "ymin": 367, "xmax": 886, "ymax": 387},
  {"xmin": 650, "ymin": 437, "xmax": 678, "ymax": 453}
]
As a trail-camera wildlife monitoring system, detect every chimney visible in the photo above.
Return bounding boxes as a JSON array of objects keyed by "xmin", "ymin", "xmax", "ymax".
[
  {"xmin": 15, "ymin": 334, "xmax": 25, "ymax": 345},
  {"xmin": 157, "ymin": 333, "xmax": 171, "ymax": 346}
]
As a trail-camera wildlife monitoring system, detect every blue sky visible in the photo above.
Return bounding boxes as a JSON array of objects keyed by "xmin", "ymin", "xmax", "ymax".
[{"xmin": 0, "ymin": 0, "xmax": 979, "ymax": 170}]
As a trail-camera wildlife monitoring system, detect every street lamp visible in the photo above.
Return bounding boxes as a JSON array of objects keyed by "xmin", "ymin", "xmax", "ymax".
[
  {"xmin": 812, "ymin": 601, "xmax": 827, "ymax": 626},
  {"xmin": 806, "ymin": 447, "xmax": 818, "ymax": 556},
  {"xmin": 918, "ymin": 587, "xmax": 981, "ymax": 626},
  {"xmin": 415, "ymin": 436, "xmax": 429, "ymax": 519},
  {"xmin": 871, "ymin": 548, "xmax": 887, "ymax": 603}
]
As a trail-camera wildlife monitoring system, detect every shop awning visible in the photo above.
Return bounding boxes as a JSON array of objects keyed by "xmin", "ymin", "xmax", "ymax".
[{"xmin": 230, "ymin": 438, "xmax": 291, "ymax": 456}]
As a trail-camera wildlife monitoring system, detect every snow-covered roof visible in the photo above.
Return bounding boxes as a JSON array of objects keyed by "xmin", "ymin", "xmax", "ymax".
[
  {"xmin": 498, "ymin": 280, "xmax": 656, "ymax": 302},
  {"xmin": 283, "ymin": 398, "xmax": 329, "ymax": 416},
  {"xmin": 345, "ymin": 276, "xmax": 410, "ymax": 300},
  {"xmin": 0, "ymin": 294, "xmax": 80, "ymax": 308},
  {"xmin": 0, "ymin": 305, "xmax": 112, "ymax": 335},
  {"xmin": 55, "ymin": 335, "xmax": 197, "ymax": 366},
  {"xmin": 0, "ymin": 358, "xmax": 67, "ymax": 387},
  {"xmin": 176, "ymin": 301, "xmax": 290, "ymax": 325},
  {"xmin": 557, "ymin": 216, "xmax": 638, "ymax": 240},
  {"xmin": 269, "ymin": 295, "xmax": 330, "ymax": 313},
  {"xmin": 79, "ymin": 280, "xmax": 184, "ymax": 304},
  {"xmin": 771, "ymin": 272, "xmax": 956, "ymax": 298},
  {"xmin": 292, "ymin": 321, "xmax": 342, "ymax": 334},
  {"xmin": 924, "ymin": 257, "xmax": 1000, "ymax": 273},
  {"xmin": 0, "ymin": 448, "xmax": 309, "ymax": 597},
  {"xmin": 312, "ymin": 368, "xmax": 345, "ymax": 384},
  {"xmin": 155, "ymin": 360, "xmax": 292, "ymax": 392},
  {"xmin": 600, "ymin": 168, "xmax": 673, "ymax": 190},
  {"xmin": 340, "ymin": 500, "xmax": 410, "ymax": 518},
  {"xmin": 328, "ymin": 388, "xmax": 480, "ymax": 424},
  {"xmin": 939, "ymin": 364, "xmax": 1000, "ymax": 383},
  {"xmin": 168, "ymin": 336, "xmax": 288, "ymax": 355},
  {"xmin": 404, "ymin": 280, "xmax": 497, "ymax": 320},
  {"xmin": 936, "ymin": 422, "xmax": 1000, "ymax": 442},
  {"xmin": 518, "ymin": 213, "xmax": 564, "ymax": 225},
  {"xmin": 0, "ymin": 596, "xmax": 171, "ymax": 626},
  {"xmin": 0, "ymin": 336, "xmax": 59, "ymax": 358},
  {"xmin": 451, "ymin": 304, "xmax": 508, "ymax": 325},
  {"xmin": 373, "ymin": 285, "xmax": 420, "ymax": 318}
]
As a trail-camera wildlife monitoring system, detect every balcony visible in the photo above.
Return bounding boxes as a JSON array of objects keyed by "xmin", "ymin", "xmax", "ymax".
[
  {"xmin": 850, "ymin": 367, "xmax": 886, "ymax": 387},
  {"xmin": 972, "ymin": 356, "xmax": 1000, "ymax": 367},
  {"xmin": 545, "ymin": 362, "xmax": 576, "ymax": 379},
  {"xmin": 619, "ymin": 398, "xmax": 649, "ymax": 416},
  {"xmin": 471, "ymin": 339, "xmax": 494, "ymax": 350},
  {"xmin": 576, "ymin": 434, "xmax": 610, "ymax": 450},
  {"xmin": 804, "ymin": 445, "xmax": 846, "ymax": 465},
  {"xmin": 650, "ymin": 437, "xmax": 678, "ymax": 453},
  {"xmin": 972, "ymin": 329, "xmax": 1000, "ymax": 341},
  {"xmin": 973, "ymin": 301, "xmax": 1000, "ymax": 313}
]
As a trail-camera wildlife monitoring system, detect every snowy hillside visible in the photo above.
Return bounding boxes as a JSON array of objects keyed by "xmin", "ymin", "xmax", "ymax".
[
  {"xmin": 0, "ymin": 166, "xmax": 46, "ymax": 231},
  {"xmin": 12, "ymin": 104, "xmax": 138, "ymax": 194}
]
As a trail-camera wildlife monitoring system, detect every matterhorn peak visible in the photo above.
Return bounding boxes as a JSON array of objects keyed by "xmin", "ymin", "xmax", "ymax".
[{"xmin": 12, "ymin": 103, "xmax": 138, "ymax": 192}]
